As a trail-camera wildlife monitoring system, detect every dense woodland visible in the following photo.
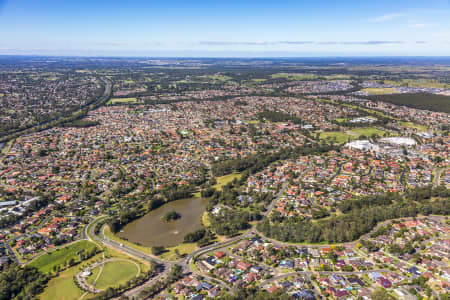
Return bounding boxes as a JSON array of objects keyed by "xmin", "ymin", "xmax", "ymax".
[
  {"xmin": 212, "ymin": 144, "xmax": 335, "ymax": 177},
  {"xmin": 1, "ymin": 57, "xmax": 449, "ymax": 299},
  {"xmin": 257, "ymin": 110, "xmax": 304, "ymax": 124},
  {"xmin": 0, "ymin": 263, "xmax": 48, "ymax": 300},
  {"xmin": 368, "ymin": 93, "xmax": 450, "ymax": 113},
  {"xmin": 257, "ymin": 186, "xmax": 450, "ymax": 244}
]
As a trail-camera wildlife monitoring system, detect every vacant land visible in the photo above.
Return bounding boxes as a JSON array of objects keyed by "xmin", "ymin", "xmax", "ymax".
[
  {"xmin": 193, "ymin": 172, "xmax": 242, "ymax": 198},
  {"xmin": 401, "ymin": 121, "xmax": 429, "ymax": 131},
  {"xmin": 271, "ymin": 73, "xmax": 318, "ymax": 80},
  {"xmin": 360, "ymin": 87, "xmax": 399, "ymax": 95},
  {"xmin": 213, "ymin": 173, "xmax": 242, "ymax": 190},
  {"xmin": 385, "ymin": 79, "xmax": 450, "ymax": 89},
  {"xmin": 29, "ymin": 240, "xmax": 98, "ymax": 274},
  {"xmin": 107, "ymin": 97, "xmax": 138, "ymax": 105}
]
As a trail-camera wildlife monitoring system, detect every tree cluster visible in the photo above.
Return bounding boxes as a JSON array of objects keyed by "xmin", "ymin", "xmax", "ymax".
[{"xmin": 258, "ymin": 186, "xmax": 450, "ymax": 244}]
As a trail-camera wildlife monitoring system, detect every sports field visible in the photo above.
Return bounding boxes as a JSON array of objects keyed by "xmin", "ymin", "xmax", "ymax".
[
  {"xmin": 319, "ymin": 127, "xmax": 388, "ymax": 144},
  {"xmin": 94, "ymin": 260, "xmax": 139, "ymax": 290},
  {"xmin": 29, "ymin": 240, "xmax": 98, "ymax": 274}
]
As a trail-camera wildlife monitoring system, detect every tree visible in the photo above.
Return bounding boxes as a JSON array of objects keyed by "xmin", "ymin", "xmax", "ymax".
[
  {"xmin": 151, "ymin": 246, "xmax": 165, "ymax": 256},
  {"xmin": 161, "ymin": 211, "xmax": 180, "ymax": 222},
  {"xmin": 0, "ymin": 263, "xmax": 48, "ymax": 300},
  {"xmin": 167, "ymin": 265, "xmax": 183, "ymax": 282},
  {"xmin": 371, "ymin": 288, "xmax": 394, "ymax": 300}
]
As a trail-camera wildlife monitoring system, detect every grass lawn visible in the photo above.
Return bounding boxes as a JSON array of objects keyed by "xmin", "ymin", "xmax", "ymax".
[
  {"xmin": 159, "ymin": 243, "xmax": 198, "ymax": 261},
  {"xmin": 10, "ymin": 246, "xmax": 27, "ymax": 264},
  {"xmin": 29, "ymin": 240, "xmax": 98, "ymax": 274},
  {"xmin": 103, "ymin": 244, "xmax": 150, "ymax": 272},
  {"xmin": 325, "ymin": 74, "xmax": 352, "ymax": 79},
  {"xmin": 360, "ymin": 87, "xmax": 398, "ymax": 95},
  {"xmin": 401, "ymin": 121, "xmax": 429, "ymax": 131},
  {"xmin": 190, "ymin": 260, "xmax": 199, "ymax": 273},
  {"xmin": 348, "ymin": 127, "xmax": 387, "ymax": 137},
  {"xmin": 1, "ymin": 140, "xmax": 13, "ymax": 155},
  {"xmin": 202, "ymin": 212, "xmax": 211, "ymax": 227},
  {"xmin": 194, "ymin": 172, "xmax": 242, "ymax": 198},
  {"xmin": 86, "ymin": 265, "xmax": 101, "ymax": 286},
  {"xmin": 39, "ymin": 252, "xmax": 103, "ymax": 300},
  {"xmin": 200, "ymin": 74, "xmax": 232, "ymax": 82},
  {"xmin": 248, "ymin": 120, "xmax": 260, "ymax": 124},
  {"xmin": 271, "ymin": 73, "xmax": 318, "ymax": 80},
  {"xmin": 319, "ymin": 131, "xmax": 352, "ymax": 144},
  {"xmin": 385, "ymin": 79, "xmax": 450, "ymax": 89},
  {"xmin": 213, "ymin": 173, "xmax": 242, "ymax": 190},
  {"xmin": 320, "ymin": 127, "xmax": 389, "ymax": 144},
  {"xmin": 95, "ymin": 260, "xmax": 139, "ymax": 290},
  {"xmin": 107, "ymin": 97, "xmax": 137, "ymax": 105},
  {"xmin": 104, "ymin": 225, "xmax": 153, "ymax": 256},
  {"xmin": 251, "ymin": 78, "xmax": 267, "ymax": 82},
  {"xmin": 38, "ymin": 220, "xmax": 155, "ymax": 300},
  {"xmin": 105, "ymin": 223, "xmax": 197, "ymax": 262}
]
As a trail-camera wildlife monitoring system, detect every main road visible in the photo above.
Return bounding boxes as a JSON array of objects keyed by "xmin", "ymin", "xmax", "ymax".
[
  {"xmin": 85, "ymin": 182, "xmax": 290, "ymax": 297},
  {"xmin": 0, "ymin": 77, "xmax": 111, "ymax": 143},
  {"xmin": 84, "ymin": 180, "xmax": 447, "ymax": 298}
]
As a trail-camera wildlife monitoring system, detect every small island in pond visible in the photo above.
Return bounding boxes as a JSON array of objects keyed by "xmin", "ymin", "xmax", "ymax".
[{"xmin": 162, "ymin": 210, "xmax": 181, "ymax": 222}]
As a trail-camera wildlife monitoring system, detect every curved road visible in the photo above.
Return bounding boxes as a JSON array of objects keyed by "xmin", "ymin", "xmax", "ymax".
[
  {"xmin": 83, "ymin": 178, "xmax": 447, "ymax": 298},
  {"xmin": 0, "ymin": 77, "xmax": 111, "ymax": 143}
]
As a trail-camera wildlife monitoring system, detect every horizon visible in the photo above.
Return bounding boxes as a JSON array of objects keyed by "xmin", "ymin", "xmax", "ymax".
[
  {"xmin": 1, "ymin": 0, "xmax": 449, "ymax": 56},
  {"xmin": 2, "ymin": 54, "xmax": 450, "ymax": 59}
]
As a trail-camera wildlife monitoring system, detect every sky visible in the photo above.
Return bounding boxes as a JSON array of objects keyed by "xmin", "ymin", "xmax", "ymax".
[{"xmin": 0, "ymin": 0, "xmax": 449, "ymax": 57}]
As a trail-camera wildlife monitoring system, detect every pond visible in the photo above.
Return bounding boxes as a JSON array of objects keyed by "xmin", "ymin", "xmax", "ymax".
[{"xmin": 117, "ymin": 197, "xmax": 209, "ymax": 247}]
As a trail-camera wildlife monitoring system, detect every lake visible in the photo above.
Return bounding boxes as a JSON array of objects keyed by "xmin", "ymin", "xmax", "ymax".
[{"xmin": 117, "ymin": 197, "xmax": 209, "ymax": 247}]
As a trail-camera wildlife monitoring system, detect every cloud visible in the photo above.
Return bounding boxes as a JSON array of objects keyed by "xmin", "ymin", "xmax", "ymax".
[
  {"xmin": 200, "ymin": 40, "xmax": 407, "ymax": 46},
  {"xmin": 278, "ymin": 41, "xmax": 315, "ymax": 45},
  {"xmin": 95, "ymin": 42, "xmax": 128, "ymax": 47},
  {"xmin": 199, "ymin": 41, "xmax": 268, "ymax": 46},
  {"xmin": 342, "ymin": 41, "xmax": 404, "ymax": 45},
  {"xmin": 199, "ymin": 41, "xmax": 314, "ymax": 46},
  {"xmin": 432, "ymin": 31, "xmax": 450, "ymax": 38},
  {"xmin": 408, "ymin": 23, "xmax": 433, "ymax": 29},
  {"xmin": 318, "ymin": 41, "xmax": 404, "ymax": 45},
  {"xmin": 369, "ymin": 13, "xmax": 404, "ymax": 23},
  {"xmin": 415, "ymin": 41, "xmax": 427, "ymax": 44}
]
